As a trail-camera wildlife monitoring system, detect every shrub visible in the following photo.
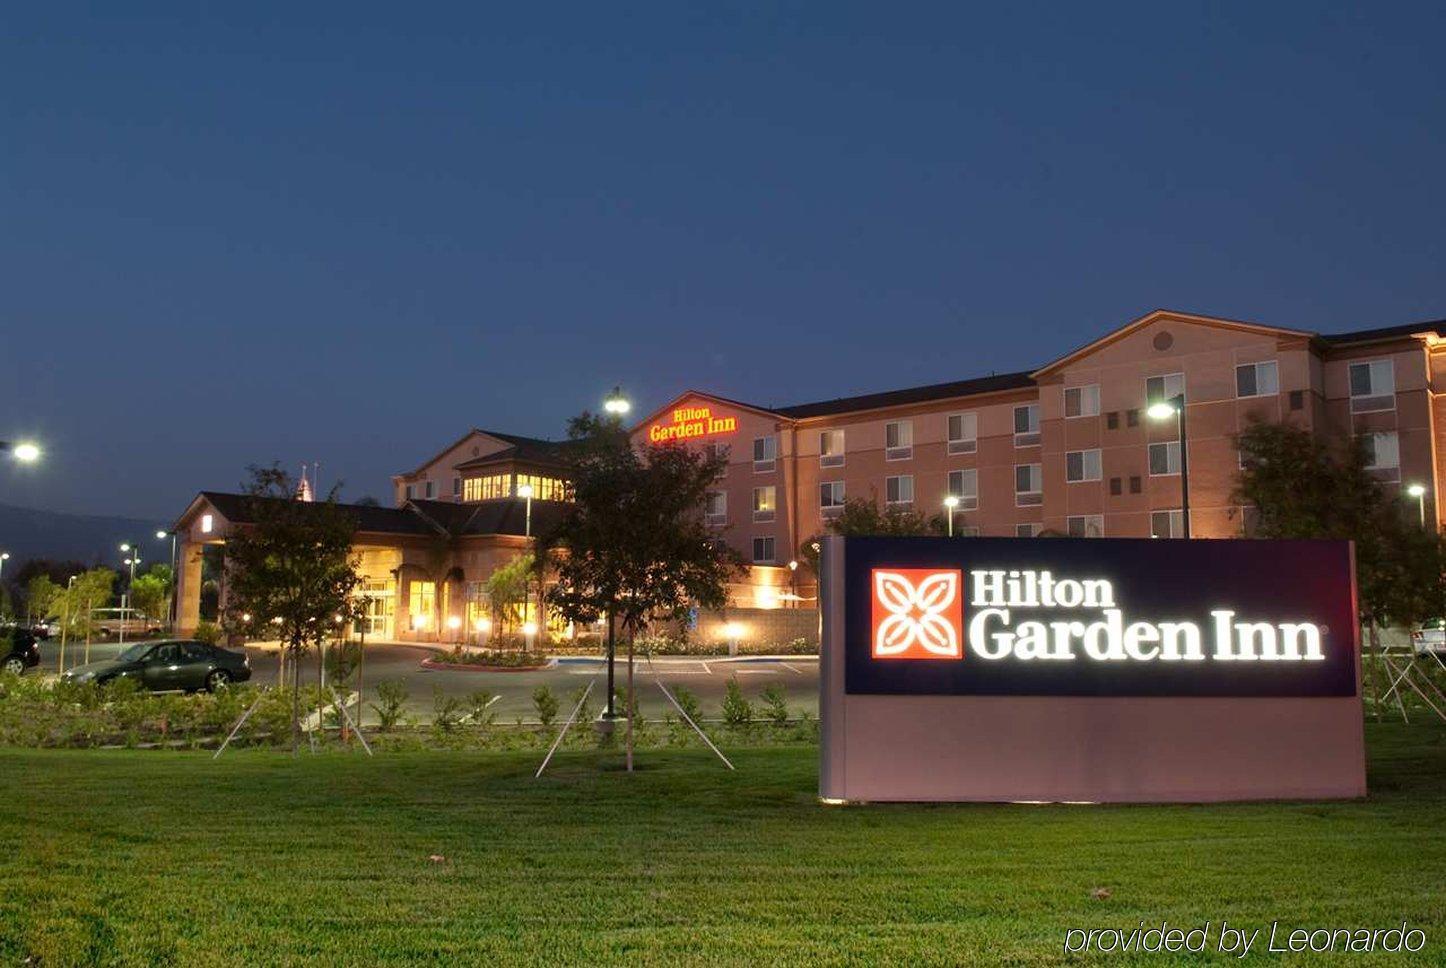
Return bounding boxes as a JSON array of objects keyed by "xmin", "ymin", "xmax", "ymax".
[
  {"xmin": 760, "ymin": 683, "xmax": 789, "ymax": 725},
  {"xmin": 195, "ymin": 621, "xmax": 221, "ymax": 645},
  {"xmin": 325, "ymin": 642, "xmax": 363, "ymax": 685},
  {"xmin": 571, "ymin": 685, "xmax": 593, "ymax": 726},
  {"xmin": 432, "ymin": 686, "xmax": 464, "ymax": 732},
  {"xmin": 613, "ymin": 688, "xmax": 644, "ymax": 728},
  {"xmin": 532, "ymin": 685, "xmax": 558, "ymax": 726},
  {"xmin": 370, "ymin": 679, "xmax": 408, "ymax": 732},
  {"xmin": 466, "ymin": 690, "xmax": 498, "ymax": 727},
  {"xmin": 428, "ymin": 648, "xmax": 548, "ymax": 668},
  {"xmin": 722, "ymin": 677, "xmax": 753, "ymax": 727},
  {"xmin": 670, "ymin": 685, "xmax": 701, "ymax": 724}
]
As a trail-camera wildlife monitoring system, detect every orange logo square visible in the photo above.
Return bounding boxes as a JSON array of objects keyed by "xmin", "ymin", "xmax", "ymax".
[{"xmin": 871, "ymin": 568, "xmax": 964, "ymax": 659}]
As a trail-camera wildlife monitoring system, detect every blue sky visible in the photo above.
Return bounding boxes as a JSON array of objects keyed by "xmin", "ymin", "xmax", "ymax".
[{"xmin": 2, "ymin": 2, "xmax": 1442, "ymax": 520}]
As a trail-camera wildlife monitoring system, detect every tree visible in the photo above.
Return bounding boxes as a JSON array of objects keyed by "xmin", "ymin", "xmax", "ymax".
[
  {"xmin": 128, "ymin": 570, "xmax": 170, "ymax": 623},
  {"xmin": 483, "ymin": 552, "xmax": 533, "ymax": 641},
  {"xmin": 222, "ymin": 465, "xmax": 364, "ymax": 752},
  {"xmin": 49, "ymin": 568, "xmax": 117, "ymax": 638},
  {"xmin": 798, "ymin": 495, "xmax": 945, "ymax": 573},
  {"xmin": 542, "ymin": 412, "xmax": 742, "ymax": 770},
  {"xmin": 24, "ymin": 575, "xmax": 61, "ymax": 624},
  {"xmin": 1234, "ymin": 420, "xmax": 1446, "ymax": 712}
]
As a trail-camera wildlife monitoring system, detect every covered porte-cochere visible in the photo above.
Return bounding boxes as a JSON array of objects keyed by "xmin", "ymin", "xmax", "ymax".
[{"xmin": 170, "ymin": 492, "xmax": 567, "ymax": 643}]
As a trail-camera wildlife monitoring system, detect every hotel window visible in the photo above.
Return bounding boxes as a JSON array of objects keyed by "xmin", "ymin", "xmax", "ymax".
[
  {"xmin": 752, "ymin": 486, "xmax": 776, "ymax": 523},
  {"xmin": 1149, "ymin": 441, "xmax": 1181, "ymax": 476},
  {"xmin": 1015, "ymin": 463, "xmax": 1043, "ymax": 506},
  {"xmin": 753, "ymin": 435, "xmax": 777, "ymax": 473},
  {"xmin": 820, "ymin": 481, "xmax": 845, "ymax": 516},
  {"xmin": 819, "ymin": 429, "xmax": 845, "ymax": 467},
  {"xmin": 1349, "ymin": 359, "xmax": 1395, "ymax": 413},
  {"xmin": 752, "ymin": 536, "xmax": 776, "ymax": 565},
  {"xmin": 1065, "ymin": 449, "xmax": 1102, "ymax": 482},
  {"xmin": 1236, "ymin": 361, "xmax": 1279, "ymax": 399},
  {"xmin": 947, "ymin": 412, "xmax": 978, "ymax": 454},
  {"xmin": 1064, "ymin": 384, "xmax": 1101, "ymax": 418},
  {"xmin": 1151, "ymin": 509, "xmax": 1185, "ymax": 539},
  {"xmin": 1361, "ymin": 431, "xmax": 1401, "ymax": 481},
  {"xmin": 1016, "ymin": 523, "xmax": 1041, "ymax": 538},
  {"xmin": 705, "ymin": 441, "xmax": 731, "ymax": 462},
  {"xmin": 405, "ymin": 484, "xmax": 416, "ymax": 500},
  {"xmin": 515, "ymin": 474, "xmax": 570, "ymax": 501},
  {"xmin": 885, "ymin": 420, "xmax": 913, "ymax": 460},
  {"xmin": 424, "ymin": 480, "xmax": 436, "ymax": 499},
  {"xmin": 947, "ymin": 468, "xmax": 978, "ymax": 510},
  {"xmin": 201, "ymin": 514, "xmax": 213, "ymax": 534},
  {"xmin": 957, "ymin": 525, "xmax": 981, "ymax": 537},
  {"xmin": 885, "ymin": 474, "xmax": 914, "ymax": 506},
  {"xmin": 1067, "ymin": 514, "xmax": 1104, "ymax": 538},
  {"xmin": 408, "ymin": 580, "xmax": 436, "ymax": 631},
  {"xmin": 452, "ymin": 476, "xmax": 461, "ymax": 497},
  {"xmin": 1013, "ymin": 405, "xmax": 1040, "ymax": 448},
  {"xmin": 464, "ymin": 474, "xmax": 505, "ymax": 501},
  {"xmin": 1146, "ymin": 373, "xmax": 1186, "ymax": 407},
  {"xmin": 704, "ymin": 490, "xmax": 727, "ymax": 526}
]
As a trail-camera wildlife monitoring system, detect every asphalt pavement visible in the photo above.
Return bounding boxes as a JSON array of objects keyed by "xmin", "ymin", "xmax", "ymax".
[{"xmin": 33, "ymin": 639, "xmax": 820, "ymax": 725}]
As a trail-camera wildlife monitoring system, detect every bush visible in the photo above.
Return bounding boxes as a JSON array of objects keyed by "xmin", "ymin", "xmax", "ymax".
[
  {"xmin": 429, "ymin": 648, "xmax": 549, "ymax": 668},
  {"xmin": 466, "ymin": 690, "xmax": 498, "ymax": 727},
  {"xmin": 325, "ymin": 642, "xmax": 363, "ymax": 685},
  {"xmin": 760, "ymin": 683, "xmax": 789, "ymax": 725},
  {"xmin": 614, "ymin": 688, "xmax": 644, "ymax": 728},
  {"xmin": 722, "ymin": 678, "xmax": 753, "ymax": 726},
  {"xmin": 431, "ymin": 686, "xmax": 464, "ymax": 732},
  {"xmin": 571, "ymin": 685, "xmax": 593, "ymax": 726},
  {"xmin": 195, "ymin": 621, "xmax": 221, "ymax": 645},
  {"xmin": 670, "ymin": 685, "xmax": 701, "ymax": 724},
  {"xmin": 532, "ymin": 685, "xmax": 558, "ymax": 726},
  {"xmin": 370, "ymin": 680, "xmax": 408, "ymax": 732}
]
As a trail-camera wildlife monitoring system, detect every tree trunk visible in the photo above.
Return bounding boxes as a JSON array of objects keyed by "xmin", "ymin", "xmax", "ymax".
[
  {"xmin": 290, "ymin": 642, "xmax": 301, "ymax": 754},
  {"xmin": 605, "ymin": 611, "xmax": 616, "ymax": 719},
  {"xmin": 1366, "ymin": 616, "xmax": 1381, "ymax": 722},
  {"xmin": 626, "ymin": 632, "xmax": 635, "ymax": 772}
]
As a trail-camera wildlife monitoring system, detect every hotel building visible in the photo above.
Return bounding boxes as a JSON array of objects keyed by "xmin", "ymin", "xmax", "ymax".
[{"xmin": 173, "ymin": 309, "xmax": 1446, "ymax": 640}]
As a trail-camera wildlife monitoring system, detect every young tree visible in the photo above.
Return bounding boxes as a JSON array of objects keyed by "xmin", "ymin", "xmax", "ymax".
[
  {"xmin": 24, "ymin": 575, "xmax": 61, "ymax": 625},
  {"xmin": 128, "ymin": 565, "xmax": 173, "ymax": 623},
  {"xmin": 483, "ymin": 552, "xmax": 533, "ymax": 641},
  {"xmin": 49, "ymin": 568, "xmax": 117, "ymax": 639},
  {"xmin": 222, "ymin": 465, "xmax": 363, "ymax": 752},
  {"xmin": 542, "ymin": 412, "xmax": 742, "ymax": 769},
  {"xmin": 798, "ymin": 495, "xmax": 945, "ymax": 573}
]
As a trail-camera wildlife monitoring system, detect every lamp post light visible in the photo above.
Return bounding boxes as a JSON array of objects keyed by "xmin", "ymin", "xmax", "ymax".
[
  {"xmin": 1407, "ymin": 483, "xmax": 1428, "ymax": 528},
  {"xmin": 603, "ymin": 387, "xmax": 631, "ymax": 417},
  {"xmin": 157, "ymin": 530, "xmax": 176, "ymax": 629},
  {"xmin": 0, "ymin": 552, "xmax": 8, "ymax": 584},
  {"xmin": 118, "ymin": 543, "xmax": 141, "ymax": 646},
  {"xmin": 517, "ymin": 482, "xmax": 534, "ymax": 644},
  {"xmin": 1147, "ymin": 394, "xmax": 1190, "ymax": 538},
  {"xmin": 943, "ymin": 495, "xmax": 960, "ymax": 537},
  {"xmin": 1, "ymin": 441, "xmax": 41, "ymax": 463}
]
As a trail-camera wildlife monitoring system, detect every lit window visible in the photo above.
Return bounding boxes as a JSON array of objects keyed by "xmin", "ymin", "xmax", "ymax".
[
  {"xmin": 1065, "ymin": 449, "xmax": 1102, "ymax": 482},
  {"xmin": 1014, "ymin": 464, "xmax": 1042, "ymax": 506},
  {"xmin": 820, "ymin": 481, "xmax": 845, "ymax": 515},
  {"xmin": 885, "ymin": 420, "xmax": 913, "ymax": 460},
  {"xmin": 885, "ymin": 475, "xmax": 914, "ymax": 505},
  {"xmin": 1149, "ymin": 441, "xmax": 1181, "ymax": 476},
  {"xmin": 704, "ymin": 490, "xmax": 727, "ymax": 525},
  {"xmin": 1013, "ymin": 405, "xmax": 1040, "ymax": 447},
  {"xmin": 753, "ymin": 436, "xmax": 777, "ymax": 473},
  {"xmin": 1349, "ymin": 360, "xmax": 1395, "ymax": 412},
  {"xmin": 752, "ymin": 486, "xmax": 776, "ymax": 522},
  {"xmin": 820, "ymin": 429, "xmax": 845, "ymax": 467},
  {"xmin": 408, "ymin": 581, "xmax": 436, "ymax": 629},
  {"xmin": 1067, "ymin": 514, "xmax": 1104, "ymax": 538},
  {"xmin": 1151, "ymin": 510, "xmax": 1185, "ymax": 539},
  {"xmin": 515, "ymin": 474, "xmax": 570, "ymax": 501},
  {"xmin": 751, "ymin": 536, "xmax": 776, "ymax": 564},
  {"xmin": 947, "ymin": 412, "xmax": 977, "ymax": 454},
  {"xmin": 1146, "ymin": 373, "xmax": 1186, "ymax": 407},
  {"xmin": 463, "ymin": 474, "xmax": 513, "ymax": 501},
  {"xmin": 200, "ymin": 514, "xmax": 213, "ymax": 534},
  {"xmin": 1064, "ymin": 385, "xmax": 1101, "ymax": 418},
  {"xmin": 947, "ymin": 469, "xmax": 978, "ymax": 510},
  {"xmin": 1236, "ymin": 361, "xmax": 1279, "ymax": 398}
]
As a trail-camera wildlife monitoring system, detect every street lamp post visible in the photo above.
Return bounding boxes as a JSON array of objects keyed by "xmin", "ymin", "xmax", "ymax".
[
  {"xmin": 119, "ymin": 542, "xmax": 141, "ymax": 646},
  {"xmin": 0, "ymin": 552, "xmax": 8, "ymax": 584},
  {"xmin": 604, "ymin": 387, "xmax": 632, "ymax": 417},
  {"xmin": 1147, "ymin": 394, "xmax": 1190, "ymax": 538},
  {"xmin": 600, "ymin": 387, "xmax": 630, "ymax": 722},
  {"xmin": 943, "ymin": 495, "xmax": 960, "ymax": 537},
  {"xmin": 517, "ymin": 482, "xmax": 534, "ymax": 644},
  {"xmin": 1407, "ymin": 483, "xmax": 1428, "ymax": 529},
  {"xmin": 158, "ymin": 530, "xmax": 176, "ymax": 629}
]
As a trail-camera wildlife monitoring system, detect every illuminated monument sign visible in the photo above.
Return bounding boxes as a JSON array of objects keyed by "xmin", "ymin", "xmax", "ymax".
[
  {"xmin": 646, "ymin": 405, "xmax": 738, "ymax": 443},
  {"xmin": 820, "ymin": 536, "xmax": 1365, "ymax": 802}
]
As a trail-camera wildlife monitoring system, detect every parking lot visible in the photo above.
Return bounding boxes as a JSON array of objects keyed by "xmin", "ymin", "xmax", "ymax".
[{"xmin": 33, "ymin": 639, "xmax": 820, "ymax": 725}]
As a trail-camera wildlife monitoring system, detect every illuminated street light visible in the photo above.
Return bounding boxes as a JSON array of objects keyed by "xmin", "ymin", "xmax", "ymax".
[
  {"xmin": 1407, "ymin": 483, "xmax": 1428, "ymax": 528},
  {"xmin": 0, "ymin": 552, "xmax": 8, "ymax": 583},
  {"xmin": 943, "ymin": 495, "xmax": 960, "ymax": 537},
  {"xmin": 1147, "ymin": 395, "xmax": 1190, "ymax": 538},
  {"xmin": 118, "ymin": 542, "xmax": 142, "ymax": 646},
  {"xmin": 2, "ymin": 441, "xmax": 41, "ymax": 463},
  {"xmin": 604, "ymin": 387, "xmax": 631, "ymax": 416}
]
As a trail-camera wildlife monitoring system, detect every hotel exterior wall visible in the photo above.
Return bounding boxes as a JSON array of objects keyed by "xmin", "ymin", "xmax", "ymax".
[{"xmin": 393, "ymin": 431, "xmax": 515, "ymax": 504}]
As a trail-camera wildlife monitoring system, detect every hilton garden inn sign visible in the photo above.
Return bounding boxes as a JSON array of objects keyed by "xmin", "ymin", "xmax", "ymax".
[{"xmin": 818, "ymin": 536, "xmax": 1365, "ymax": 803}]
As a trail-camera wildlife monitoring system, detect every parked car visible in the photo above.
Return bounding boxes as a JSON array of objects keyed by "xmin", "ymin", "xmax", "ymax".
[
  {"xmin": 63, "ymin": 640, "xmax": 251, "ymax": 692},
  {"xmin": 1410, "ymin": 619, "xmax": 1446, "ymax": 656},
  {"xmin": 90, "ymin": 608, "xmax": 163, "ymax": 640},
  {"xmin": 1, "ymin": 628, "xmax": 42, "ymax": 676}
]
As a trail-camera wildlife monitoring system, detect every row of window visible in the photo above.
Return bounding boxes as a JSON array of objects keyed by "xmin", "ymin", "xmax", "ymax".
[{"xmin": 407, "ymin": 473, "xmax": 572, "ymax": 503}]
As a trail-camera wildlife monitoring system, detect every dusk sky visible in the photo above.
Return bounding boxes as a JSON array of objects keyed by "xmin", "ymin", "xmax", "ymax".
[{"xmin": 3, "ymin": 3, "xmax": 1442, "ymax": 522}]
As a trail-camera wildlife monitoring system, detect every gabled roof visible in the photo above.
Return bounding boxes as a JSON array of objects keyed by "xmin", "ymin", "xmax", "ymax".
[
  {"xmin": 1031, "ymin": 309, "xmax": 1315, "ymax": 379},
  {"xmin": 630, "ymin": 390, "xmax": 785, "ymax": 435},
  {"xmin": 178, "ymin": 492, "xmax": 438, "ymax": 536},
  {"xmin": 772, "ymin": 371, "xmax": 1036, "ymax": 419},
  {"xmin": 1319, "ymin": 319, "xmax": 1446, "ymax": 345},
  {"xmin": 453, "ymin": 431, "xmax": 580, "ymax": 470}
]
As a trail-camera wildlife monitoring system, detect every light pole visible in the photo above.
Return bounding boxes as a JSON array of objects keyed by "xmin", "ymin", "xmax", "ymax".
[
  {"xmin": 599, "ymin": 386, "xmax": 630, "ymax": 720},
  {"xmin": 517, "ymin": 481, "xmax": 534, "ymax": 646},
  {"xmin": 1407, "ymin": 483, "xmax": 1428, "ymax": 529},
  {"xmin": 604, "ymin": 387, "xmax": 632, "ymax": 418},
  {"xmin": 943, "ymin": 495, "xmax": 960, "ymax": 537},
  {"xmin": 0, "ymin": 552, "xmax": 8, "ymax": 584},
  {"xmin": 1, "ymin": 441, "xmax": 41, "ymax": 463},
  {"xmin": 157, "ymin": 530, "xmax": 176, "ymax": 629},
  {"xmin": 1147, "ymin": 394, "xmax": 1190, "ymax": 538},
  {"xmin": 119, "ymin": 542, "xmax": 141, "ymax": 646}
]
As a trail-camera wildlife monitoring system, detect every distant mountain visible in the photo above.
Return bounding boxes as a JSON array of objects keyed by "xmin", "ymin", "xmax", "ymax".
[{"xmin": 0, "ymin": 503, "xmax": 166, "ymax": 569}]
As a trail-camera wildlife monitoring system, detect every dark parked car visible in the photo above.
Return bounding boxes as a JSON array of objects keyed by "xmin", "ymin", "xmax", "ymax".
[
  {"xmin": 63, "ymin": 640, "xmax": 251, "ymax": 692},
  {"xmin": 2, "ymin": 628, "xmax": 42, "ymax": 676}
]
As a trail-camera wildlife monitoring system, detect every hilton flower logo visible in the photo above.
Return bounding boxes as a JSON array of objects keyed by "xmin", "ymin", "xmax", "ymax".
[{"xmin": 871, "ymin": 568, "xmax": 964, "ymax": 659}]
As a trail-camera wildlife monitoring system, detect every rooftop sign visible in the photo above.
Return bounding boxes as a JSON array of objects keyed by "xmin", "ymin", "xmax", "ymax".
[{"xmin": 646, "ymin": 405, "xmax": 738, "ymax": 444}]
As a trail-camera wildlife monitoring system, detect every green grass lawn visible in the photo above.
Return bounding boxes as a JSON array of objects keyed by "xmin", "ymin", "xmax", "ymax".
[{"xmin": 1, "ymin": 725, "xmax": 1444, "ymax": 966}]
